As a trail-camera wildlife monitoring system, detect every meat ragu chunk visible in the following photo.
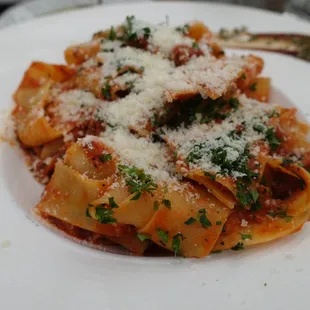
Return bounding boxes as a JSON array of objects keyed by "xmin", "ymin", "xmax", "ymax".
[{"xmin": 170, "ymin": 44, "xmax": 204, "ymax": 66}]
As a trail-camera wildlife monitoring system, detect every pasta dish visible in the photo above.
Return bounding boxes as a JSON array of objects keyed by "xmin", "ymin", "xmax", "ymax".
[{"xmin": 10, "ymin": 17, "xmax": 310, "ymax": 257}]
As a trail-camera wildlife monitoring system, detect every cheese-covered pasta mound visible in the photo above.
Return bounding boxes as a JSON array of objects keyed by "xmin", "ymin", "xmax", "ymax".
[{"xmin": 11, "ymin": 17, "xmax": 310, "ymax": 257}]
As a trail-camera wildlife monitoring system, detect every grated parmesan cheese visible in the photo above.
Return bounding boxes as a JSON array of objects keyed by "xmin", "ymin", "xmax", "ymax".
[
  {"xmin": 99, "ymin": 127, "xmax": 175, "ymax": 181},
  {"xmin": 164, "ymin": 95, "xmax": 276, "ymax": 178}
]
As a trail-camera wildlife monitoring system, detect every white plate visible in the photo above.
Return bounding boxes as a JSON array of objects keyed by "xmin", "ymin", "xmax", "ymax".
[{"xmin": 1, "ymin": 2, "xmax": 310, "ymax": 309}]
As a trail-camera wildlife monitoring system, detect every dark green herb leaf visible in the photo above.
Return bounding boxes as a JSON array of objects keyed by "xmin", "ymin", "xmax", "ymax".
[
  {"xmin": 99, "ymin": 153, "xmax": 112, "ymax": 163},
  {"xmin": 249, "ymin": 83, "xmax": 257, "ymax": 91},
  {"xmin": 265, "ymin": 127, "xmax": 281, "ymax": 150},
  {"xmin": 241, "ymin": 234, "xmax": 252, "ymax": 240},
  {"xmin": 198, "ymin": 209, "xmax": 212, "ymax": 228},
  {"xmin": 162, "ymin": 199, "xmax": 171, "ymax": 209},
  {"xmin": 241, "ymin": 73, "xmax": 246, "ymax": 80},
  {"xmin": 212, "ymin": 250, "xmax": 222, "ymax": 254},
  {"xmin": 253, "ymin": 124, "xmax": 265, "ymax": 133},
  {"xmin": 216, "ymin": 221, "xmax": 222, "ymax": 226},
  {"xmin": 204, "ymin": 171, "xmax": 216, "ymax": 181},
  {"xmin": 142, "ymin": 27, "xmax": 151, "ymax": 39},
  {"xmin": 108, "ymin": 197, "xmax": 119, "ymax": 209},
  {"xmin": 153, "ymin": 200, "xmax": 160, "ymax": 211},
  {"xmin": 192, "ymin": 41, "xmax": 199, "ymax": 49},
  {"xmin": 118, "ymin": 164, "xmax": 157, "ymax": 201},
  {"xmin": 250, "ymin": 190, "xmax": 259, "ymax": 203},
  {"xmin": 108, "ymin": 26, "xmax": 116, "ymax": 40},
  {"xmin": 136, "ymin": 233, "xmax": 150, "ymax": 242},
  {"xmin": 156, "ymin": 228, "xmax": 168, "ymax": 245},
  {"xmin": 282, "ymin": 158, "xmax": 294, "ymax": 167},
  {"xmin": 175, "ymin": 24, "xmax": 190, "ymax": 35},
  {"xmin": 102, "ymin": 83, "xmax": 112, "ymax": 100},
  {"xmin": 184, "ymin": 217, "xmax": 196, "ymax": 225},
  {"xmin": 231, "ymin": 242, "xmax": 244, "ymax": 251},
  {"xmin": 87, "ymin": 205, "xmax": 117, "ymax": 224},
  {"xmin": 269, "ymin": 110, "xmax": 280, "ymax": 118},
  {"xmin": 250, "ymin": 201, "xmax": 262, "ymax": 212},
  {"xmin": 172, "ymin": 233, "xmax": 184, "ymax": 255},
  {"xmin": 229, "ymin": 97, "xmax": 240, "ymax": 110}
]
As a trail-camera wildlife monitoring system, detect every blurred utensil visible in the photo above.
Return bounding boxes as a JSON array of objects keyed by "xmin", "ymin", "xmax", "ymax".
[{"xmin": 215, "ymin": 26, "xmax": 310, "ymax": 62}]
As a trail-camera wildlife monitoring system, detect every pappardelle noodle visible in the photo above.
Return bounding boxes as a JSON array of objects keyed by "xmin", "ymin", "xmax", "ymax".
[{"xmin": 10, "ymin": 17, "xmax": 310, "ymax": 257}]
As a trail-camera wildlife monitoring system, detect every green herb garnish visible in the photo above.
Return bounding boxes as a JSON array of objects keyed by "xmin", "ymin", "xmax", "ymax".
[
  {"xmin": 231, "ymin": 242, "xmax": 244, "ymax": 251},
  {"xmin": 249, "ymin": 83, "xmax": 257, "ymax": 91},
  {"xmin": 153, "ymin": 200, "xmax": 160, "ymax": 211},
  {"xmin": 102, "ymin": 83, "xmax": 112, "ymax": 100},
  {"xmin": 253, "ymin": 124, "xmax": 265, "ymax": 133},
  {"xmin": 269, "ymin": 110, "xmax": 280, "ymax": 118},
  {"xmin": 216, "ymin": 221, "xmax": 222, "ymax": 226},
  {"xmin": 108, "ymin": 197, "xmax": 119, "ymax": 209},
  {"xmin": 192, "ymin": 41, "xmax": 199, "ymax": 49},
  {"xmin": 86, "ymin": 205, "xmax": 117, "ymax": 224},
  {"xmin": 108, "ymin": 26, "xmax": 116, "ymax": 40},
  {"xmin": 265, "ymin": 127, "xmax": 281, "ymax": 150},
  {"xmin": 204, "ymin": 171, "xmax": 216, "ymax": 181},
  {"xmin": 212, "ymin": 250, "xmax": 223, "ymax": 254},
  {"xmin": 142, "ymin": 27, "xmax": 151, "ymax": 39},
  {"xmin": 241, "ymin": 73, "xmax": 246, "ymax": 80},
  {"xmin": 99, "ymin": 153, "xmax": 112, "ymax": 163},
  {"xmin": 184, "ymin": 217, "xmax": 196, "ymax": 225},
  {"xmin": 162, "ymin": 199, "xmax": 171, "ymax": 209},
  {"xmin": 241, "ymin": 234, "xmax": 252, "ymax": 240},
  {"xmin": 156, "ymin": 228, "xmax": 168, "ymax": 246},
  {"xmin": 118, "ymin": 164, "xmax": 157, "ymax": 200},
  {"xmin": 172, "ymin": 233, "xmax": 184, "ymax": 255},
  {"xmin": 197, "ymin": 208, "xmax": 212, "ymax": 228},
  {"xmin": 282, "ymin": 158, "xmax": 294, "ymax": 167},
  {"xmin": 136, "ymin": 233, "xmax": 150, "ymax": 242},
  {"xmin": 176, "ymin": 24, "xmax": 190, "ymax": 35}
]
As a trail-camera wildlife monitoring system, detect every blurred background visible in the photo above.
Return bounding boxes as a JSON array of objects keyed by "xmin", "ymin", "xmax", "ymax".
[{"xmin": 0, "ymin": 0, "xmax": 309, "ymax": 29}]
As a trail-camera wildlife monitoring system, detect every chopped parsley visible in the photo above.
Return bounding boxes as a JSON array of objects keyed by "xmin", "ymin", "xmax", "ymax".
[
  {"xmin": 212, "ymin": 250, "xmax": 223, "ymax": 254},
  {"xmin": 153, "ymin": 200, "xmax": 160, "ymax": 211},
  {"xmin": 204, "ymin": 171, "xmax": 216, "ymax": 181},
  {"xmin": 142, "ymin": 27, "xmax": 151, "ymax": 39},
  {"xmin": 197, "ymin": 208, "xmax": 212, "ymax": 228},
  {"xmin": 241, "ymin": 73, "xmax": 246, "ymax": 80},
  {"xmin": 229, "ymin": 97, "xmax": 240, "ymax": 110},
  {"xmin": 269, "ymin": 110, "xmax": 280, "ymax": 118},
  {"xmin": 86, "ymin": 204, "xmax": 117, "ymax": 224},
  {"xmin": 99, "ymin": 153, "xmax": 112, "ymax": 163},
  {"xmin": 253, "ymin": 124, "xmax": 281, "ymax": 150},
  {"xmin": 282, "ymin": 158, "xmax": 294, "ymax": 167},
  {"xmin": 199, "ymin": 98, "xmax": 239, "ymax": 124},
  {"xmin": 175, "ymin": 24, "xmax": 190, "ymax": 35},
  {"xmin": 241, "ymin": 233, "xmax": 252, "ymax": 240},
  {"xmin": 118, "ymin": 164, "xmax": 157, "ymax": 200},
  {"xmin": 108, "ymin": 26, "xmax": 116, "ymax": 40},
  {"xmin": 184, "ymin": 217, "xmax": 196, "ymax": 225},
  {"xmin": 122, "ymin": 15, "xmax": 137, "ymax": 42},
  {"xmin": 231, "ymin": 242, "xmax": 244, "ymax": 251},
  {"xmin": 101, "ymin": 83, "xmax": 112, "ymax": 100},
  {"xmin": 192, "ymin": 41, "xmax": 199, "ymax": 49},
  {"xmin": 172, "ymin": 233, "xmax": 184, "ymax": 255},
  {"xmin": 253, "ymin": 124, "xmax": 265, "ymax": 133},
  {"xmin": 216, "ymin": 221, "xmax": 222, "ymax": 226},
  {"xmin": 156, "ymin": 228, "xmax": 168, "ymax": 246},
  {"xmin": 267, "ymin": 210, "xmax": 293, "ymax": 222},
  {"xmin": 162, "ymin": 199, "xmax": 171, "ymax": 209},
  {"xmin": 249, "ymin": 83, "xmax": 257, "ymax": 91},
  {"xmin": 136, "ymin": 233, "xmax": 150, "ymax": 242},
  {"xmin": 236, "ymin": 181, "xmax": 261, "ymax": 210},
  {"xmin": 265, "ymin": 127, "xmax": 281, "ymax": 150},
  {"xmin": 108, "ymin": 197, "xmax": 119, "ymax": 209}
]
